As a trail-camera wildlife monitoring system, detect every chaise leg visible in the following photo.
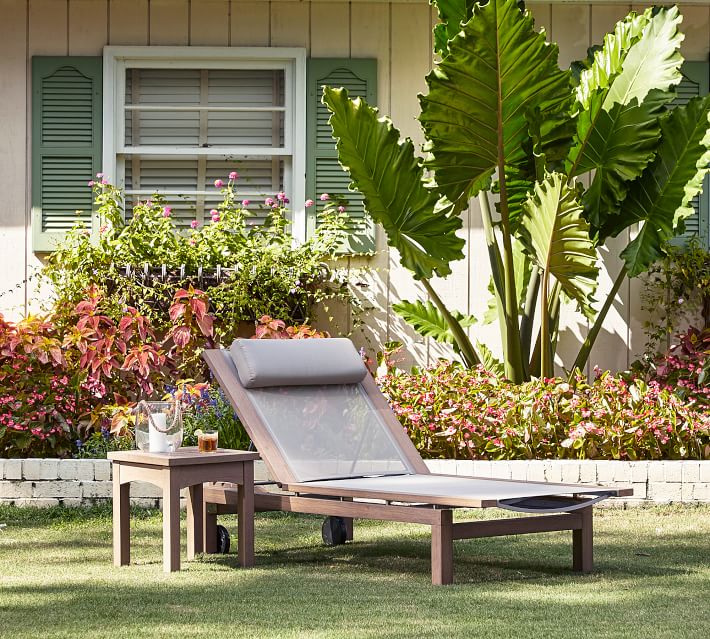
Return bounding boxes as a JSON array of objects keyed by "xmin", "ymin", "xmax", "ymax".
[
  {"xmin": 572, "ymin": 506, "xmax": 593, "ymax": 573},
  {"xmin": 431, "ymin": 510, "xmax": 454, "ymax": 586}
]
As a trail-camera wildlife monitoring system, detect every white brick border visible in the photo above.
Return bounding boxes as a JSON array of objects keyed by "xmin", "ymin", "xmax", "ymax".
[{"xmin": 0, "ymin": 458, "xmax": 708, "ymax": 506}]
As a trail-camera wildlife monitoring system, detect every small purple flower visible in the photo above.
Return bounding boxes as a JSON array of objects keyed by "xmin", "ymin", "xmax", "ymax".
[
  {"xmin": 191, "ymin": 219, "xmax": 199, "ymax": 229},
  {"xmin": 162, "ymin": 206, "xmax": 172, "ymax": 217},
  {"xmin": 338, "ymin": 205, "xmax": 346, "ymax": 213},
  {"xmin": 320, "ymin": 193, "xmax": 330, "ymax": 201},
  {"xmin": 214, "ymin": 179, "xmax": 224, "ymax": 188},
  {"xmin": 265, "ymin": 197, "xmax": 275, "ymax": 207}
]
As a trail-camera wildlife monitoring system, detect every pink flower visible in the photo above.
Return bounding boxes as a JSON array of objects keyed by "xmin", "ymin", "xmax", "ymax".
[
  {"xmin": 88, "ymin": 180, "xmax": 95, "ymax": 187},
  {"xmin": 96, "ymin": 172, "xmax": 104, "ymax": 178},
  {"xmin": 305, "ymin": 199, "xmax": 314, "ymax": 208},
  {"xmin": 320, "ymin": 193, "xmax": 330, "ymax": 201},
  {"xmin": 229, "ymin": 171, "xmax": 239, "ymax": 180},
  {"xmin": 191, "ymin": 220, "xmax": 199, "ymax": 229},
  {"xmin": 242, "ymin": 199, "xmax": 250, "ymax": 207},
  {"xmin": 214, "ymin": 179, "xmax": 224, "ymax": 188},
  {"xmin": 277, "ymin": 191, "xmax": 286, "ymax": 201},
  {"xmin": 211, "ymin": 211, "xmax": 220, "ymax": 223},
  {"xmin": 338, "ymin": 205, "xmax": 346, "ymax": 213},
  {"xmin": 99, "ymin": 224, "xmax": 108, "ymax": 235},
  {"xmin": 162, "ymin": 206, "xmax": 172, "ymax": 217},
  {"xmin": 265, "ymin": 197, "xmax": 275, "ymax": 206}
]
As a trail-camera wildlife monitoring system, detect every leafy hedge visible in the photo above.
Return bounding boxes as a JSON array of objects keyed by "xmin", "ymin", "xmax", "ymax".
[{"xmin": 377, "ymin": 363, "xmax": 710, "ymax": 460}]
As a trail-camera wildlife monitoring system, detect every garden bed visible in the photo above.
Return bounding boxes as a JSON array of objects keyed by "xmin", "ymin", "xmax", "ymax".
[{"xmin": 1, "ymin": 458, "xmax": 708, "ymax": 507}]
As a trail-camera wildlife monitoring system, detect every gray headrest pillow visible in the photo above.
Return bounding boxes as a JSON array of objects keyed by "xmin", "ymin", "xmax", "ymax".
[{"xmin": 229, "ymin": 337, "xmax": 368, "ymax": 388}]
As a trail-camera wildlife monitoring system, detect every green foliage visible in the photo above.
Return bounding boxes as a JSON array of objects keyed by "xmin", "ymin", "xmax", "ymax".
[
  {"xmin": 420, "ymin": 0, "xmax": 572, "ymax": 210},
  {"xmin": 321, "ymin": 87, "xmax": 464, "ymax": 279},
  {"xmin": 640, "ymin": 238, "xmax": 710, "ymax": 357},
  {"xmin": 43, "ymin": 177, "xmax": 358, "ymax": 344},
  {"xmin": 519, "ymin": 173, "xmax": 598, "ymax": 318},
  {"xmin": 617, "ymin": 95, "xmax": 710, "ymax": 275},
  {"xmin": 378, "ymin": 361, "xmax": 710, "ymax": 461},
  {"xmin": 391, "ymin": 300, "xmax": 475, "ymax": 347},
  {"xmin": 75, "ymin": 430, "xmax": 134, "ymax": 459}
]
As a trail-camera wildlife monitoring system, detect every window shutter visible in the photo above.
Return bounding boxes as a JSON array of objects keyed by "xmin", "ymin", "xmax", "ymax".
[
  {"xmin": 306, "ymin": 59, "xmax": 377, "ymax": 254},
  {"xmin": 31, "ymin": 57, "xmax": 102, "ymax": 252},
  {"xmin": 670, "ymin": 61, "xmax": 710, "ymax": 248}
]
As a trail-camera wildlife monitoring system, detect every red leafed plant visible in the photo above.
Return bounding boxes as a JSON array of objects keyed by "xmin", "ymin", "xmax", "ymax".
[
  {"xmin": 0, "ymin": 284, "xmax": 218, "ymax": 457},
  {"xmin": 252, "ymin": 314, "xmax": 328, "ymax": 340}
]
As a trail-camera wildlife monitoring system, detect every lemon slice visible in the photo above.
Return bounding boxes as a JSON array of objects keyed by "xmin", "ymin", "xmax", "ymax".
[{"xmin": 194, "ymin": 429, "xmax": 203, "ymax": 437}]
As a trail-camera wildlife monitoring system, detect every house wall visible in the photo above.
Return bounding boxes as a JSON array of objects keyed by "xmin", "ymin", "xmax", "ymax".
[{"xmin": 1, "ymin": 0, "xmax": 709, "ymax": 374}]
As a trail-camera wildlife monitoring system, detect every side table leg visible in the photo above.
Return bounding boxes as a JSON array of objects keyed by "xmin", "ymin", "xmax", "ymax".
[
  {"xmin": 162, "ymin": 478, "xmax": 181, "ymax": 572},
  {"xmin": 237, "ymin": 462, "xmax": 255, "ymax": 568},
  {"xmin": 112, "ymin": 464, "xmax": 130, "ymax": 567},
  {"xmin": 187, "ymin": 483, "xmax": 204, "ymax": 560}
]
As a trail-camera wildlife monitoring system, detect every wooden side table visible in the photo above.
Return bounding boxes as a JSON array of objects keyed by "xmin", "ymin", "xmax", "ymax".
[{"xmin": 108, "ymin": 448, "xmax": 259, "ymax": 572}]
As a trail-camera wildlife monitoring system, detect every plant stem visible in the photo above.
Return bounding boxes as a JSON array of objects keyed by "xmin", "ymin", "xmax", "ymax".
[
  {"xmin": 520, "ymin": 266, "xmax": 540, "ymax": 367},
  {"xmin": 540, "ymin": 271, "xmax": 550, "ymax": 378},
  {"xmin": 421, "ymin": 278, "xmax": 480, "ymax": 367},
  {"xmin": 478, "ymin": 192, "xmax": 505, "ymax": 307},
  {"xmin": 570, "ymin": 265, "xmax": 628, "ymax": 377}
]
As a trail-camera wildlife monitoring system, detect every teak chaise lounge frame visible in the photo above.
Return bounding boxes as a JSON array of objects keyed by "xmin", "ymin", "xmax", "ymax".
[{"xmin": 202, "ymin": 342, "xmax": 632, "ymax": 585}]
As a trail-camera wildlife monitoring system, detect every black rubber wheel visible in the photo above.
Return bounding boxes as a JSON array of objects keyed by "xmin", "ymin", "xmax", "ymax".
[
  {"xmin": 216, "ymin": 524, "xmax": 231, "ymax": 554},
  {"xmin": 321, "ymin": 516, "xmax": 348, "ymax": 546}
]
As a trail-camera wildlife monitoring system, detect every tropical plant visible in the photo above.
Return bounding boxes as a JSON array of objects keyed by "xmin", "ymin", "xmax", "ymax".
[{"xmin": 322, "ymin": 0, "xmax": 710, "ymax": 382}]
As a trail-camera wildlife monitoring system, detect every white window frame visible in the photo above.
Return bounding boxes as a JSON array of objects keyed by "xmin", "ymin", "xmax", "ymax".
[{"xmin": 102, "ymin": 46, "xmax": 307, "ymax": 241}]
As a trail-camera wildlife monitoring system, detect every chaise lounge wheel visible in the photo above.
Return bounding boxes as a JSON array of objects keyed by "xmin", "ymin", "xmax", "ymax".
[
  {"xmin": 216, "ymin": 524, "xmax": 231, "ymax": 554},
  {"xmin": 321, "ymin": 516, "xmax": 348, "ymax": 546}
]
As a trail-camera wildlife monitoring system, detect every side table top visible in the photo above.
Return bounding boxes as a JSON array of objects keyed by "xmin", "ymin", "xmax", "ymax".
[{"xmin": 108, "ymin": 447, "xmax": 260, "ymax": 467}]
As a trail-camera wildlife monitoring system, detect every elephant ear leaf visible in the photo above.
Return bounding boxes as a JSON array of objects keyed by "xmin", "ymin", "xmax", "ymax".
[
  {"xmin": 322, "ymin": 87, "xmax": 465, "ymax": 280},
  {"xmin": 392, "ymin": 299, "xmax": 476, "ymax": 345},
  {"xmin": 431, "ymin": 0, "xmax": 477, "ymax": 56},
  {"xmin": 617, "ymin": 95, "xmax": 710, "ymax": 276},
  {"xmin": 419, "ymin": 0, "xmax": 571, "ymax": 212},
  {"xmin": 567, "ymin": 7, "xmax": 683, "ymax": 227},
  {"xmin": 519, "ymin": 173, "xmax": 599, "ymax": 318}
]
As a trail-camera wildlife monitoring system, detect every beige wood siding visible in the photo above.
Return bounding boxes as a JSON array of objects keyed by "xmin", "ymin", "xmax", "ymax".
[{"xmin": 1, "ymin": 0, "xmax": 709, "ymax": 374}]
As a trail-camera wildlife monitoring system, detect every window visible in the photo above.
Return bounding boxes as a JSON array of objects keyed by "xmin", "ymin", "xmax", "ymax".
[
  {"xmin": 103, "ymin": 47, "xmax": 306, "ymax": 236},
  {"xmin": 31, "ymin": 52, "xmax": 376, "ymax": 253}
]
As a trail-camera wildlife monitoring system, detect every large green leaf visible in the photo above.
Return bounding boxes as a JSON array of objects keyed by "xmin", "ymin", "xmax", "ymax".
[
  {"xmin": 617, "ymin": 95, "xmax": 710, "ymax": 276},
  {"xmin": 322, "ymin": 87, "xmax": 465, "ymax": 279},
  {"xmin": 431, "ymin": 0, "xmax": 476, "ymax": 56},
  {"xmin": 519, "ymin": 173, "xmax": 599, "ymax": 318},
  {"xmin": 419, "ymin": 0, "xmax": 572, "ymax": 211},
  {"xmin": 393, "ymin": 299, "xmax": 476, "ymax": 345},
  {"xmin": 567, "ymin": 7, "xmax": 683, "ymax": 226}
]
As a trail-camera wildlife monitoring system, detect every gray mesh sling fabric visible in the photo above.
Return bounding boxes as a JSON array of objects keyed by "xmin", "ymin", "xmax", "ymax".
[{"xmin": 229, "ymin": 339, "xmax": 416, "ymax": 482}]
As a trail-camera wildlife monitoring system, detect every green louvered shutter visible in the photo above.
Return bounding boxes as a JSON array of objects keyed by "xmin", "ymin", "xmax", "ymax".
[
  {"xmin": 31, "ymin": 57, "xmax": 102, "ymax": 252},
  {"xmin": 670, "ymin": 61, "xmax": 710, "ymax": 248},
  {"xmin": 306, "ymin": 59, "xmax": 377, "ymax": 254}
]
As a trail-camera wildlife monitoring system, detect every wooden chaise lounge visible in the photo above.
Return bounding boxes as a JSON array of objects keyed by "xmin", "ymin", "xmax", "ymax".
[{"xmin": 202, "ymin": 338, "xmax": 632, "ymax": 585}]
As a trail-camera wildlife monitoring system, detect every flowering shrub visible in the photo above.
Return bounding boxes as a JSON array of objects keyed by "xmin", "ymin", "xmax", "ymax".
[
  {"xmin": 43, "ymin": 174, "xmax": 361, "ymax": 344},
  {"xmin": 377, "ymin": 362, "xmax": 710, "ymax": 461},
  {"xmin": 641, "ymin": 326, "xmax": 710, "ymax": 407}
]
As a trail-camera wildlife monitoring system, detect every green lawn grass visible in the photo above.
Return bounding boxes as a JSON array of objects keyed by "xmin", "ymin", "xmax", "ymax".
[{"xmin": 0, "ymin": 504, "xmax": 708, "ymax": 638}]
